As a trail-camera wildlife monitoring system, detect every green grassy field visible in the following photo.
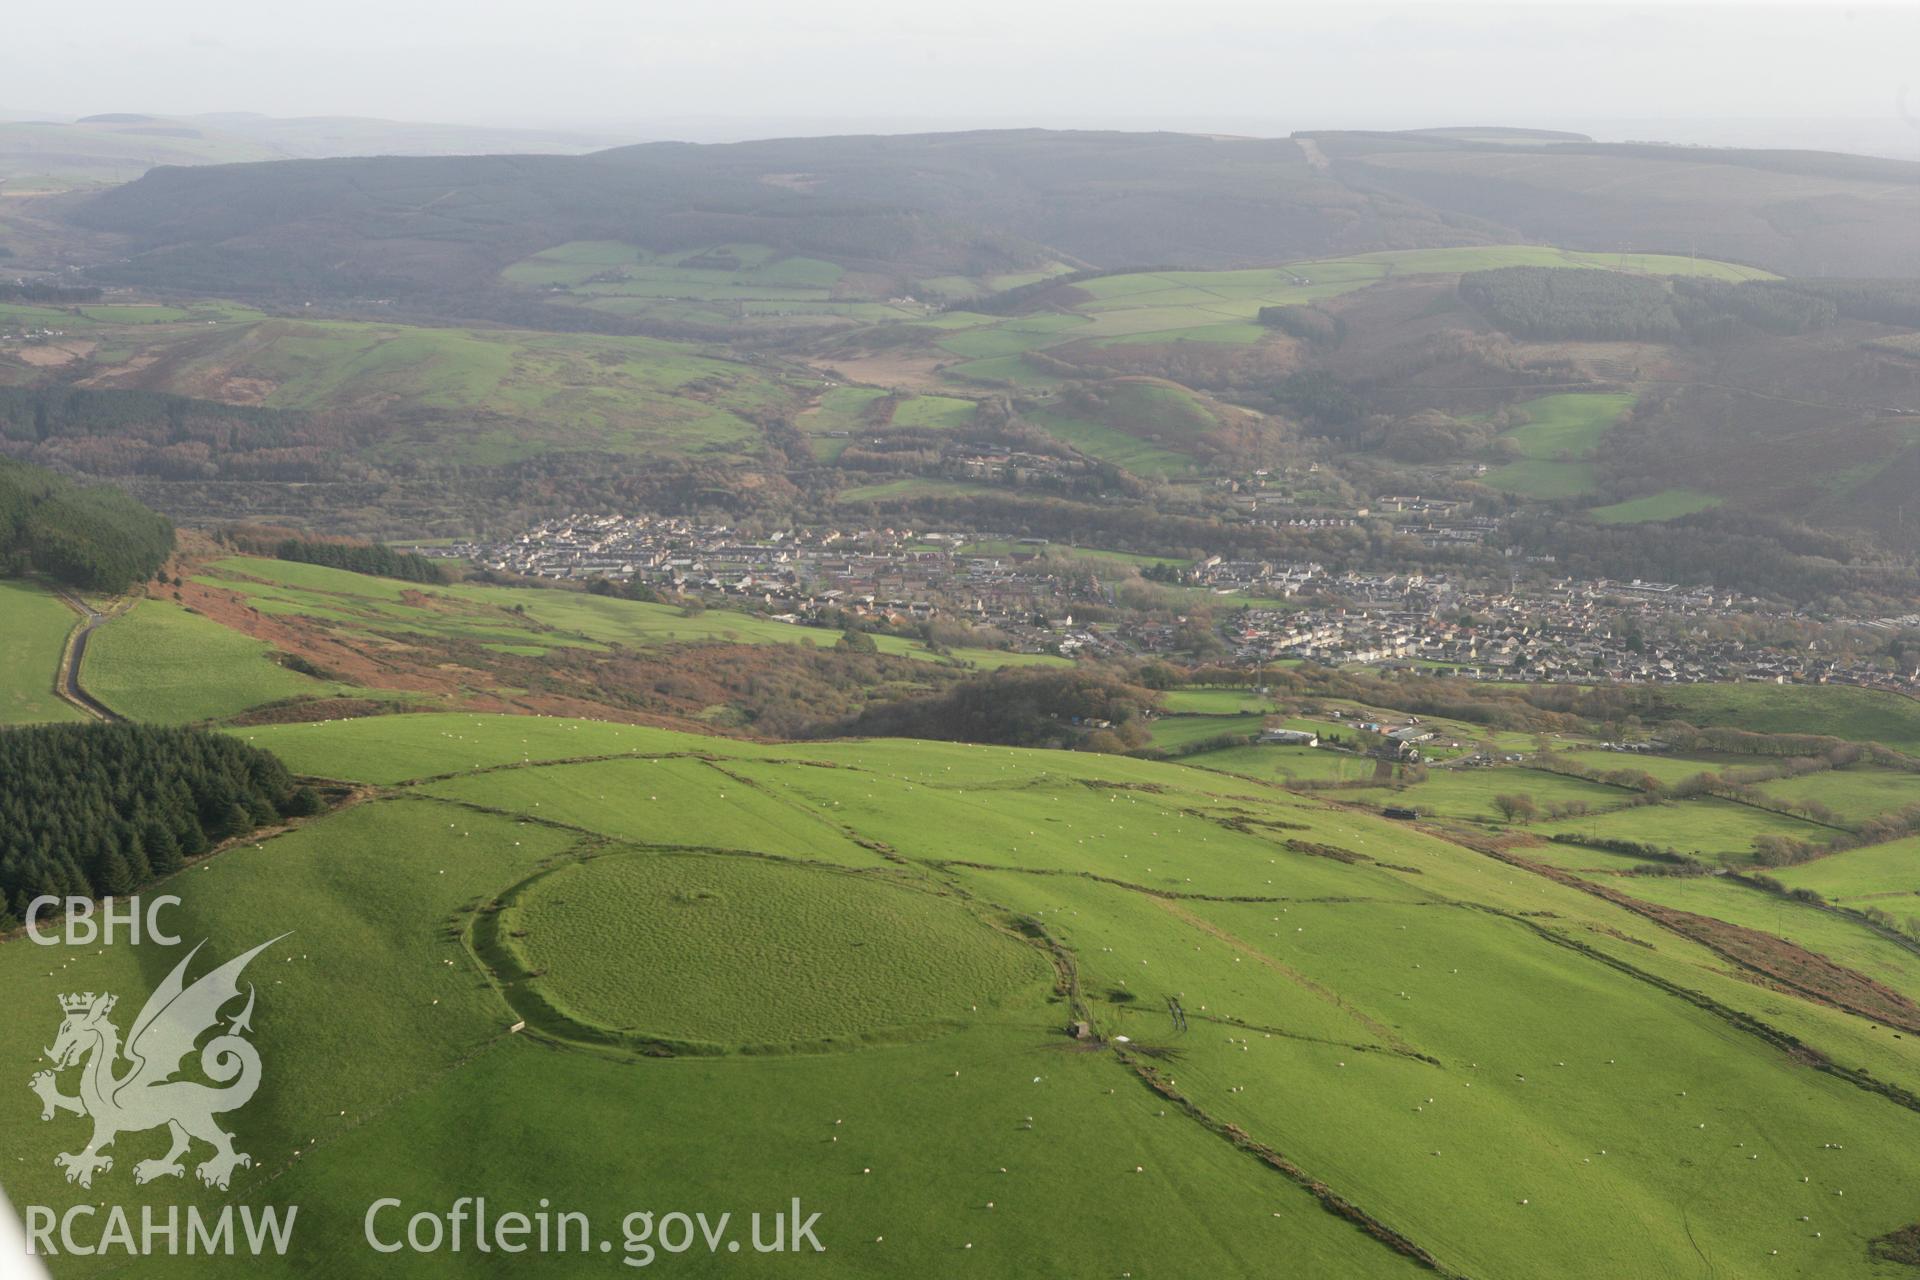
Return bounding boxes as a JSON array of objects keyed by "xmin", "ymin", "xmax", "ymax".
[
  {"xmin": 1185, "ymin": 743, "xmax": 1389, "ymax": 785},
  {"xmin": 1486, "ymin": 393, "xmax": 1635, "ymax": 500},
  {"xmin": 1501, "ymin": 393, "xmax": 1636, "ymax": 459},
  {"xmin": 1018, "ymin": 381, "xmax": 1226, "ymax": 476},
  {"xmin": 1343, "ymin": 765, "xmax": 1631, "ymax": 823},
  {"xmin": 1547, "ymin": 749, "xmax": 1746, "ymax": 785},
  {"xmin": 798, "ymin": 385, "xmax": 886, "ymax": 458},
  {"xmin": 1158, "ymin": 689, "xmax": 1277, "ymax": 714},
  {"xmin": 1598, "ymin": 873, "xmax": 1920, "ymax": 1004},
  {"xmin": 498, "ymin": 240, "xmax": 947, "ymax": 332},
  {"xmin": 27, "ymin": 307, "xmax": 805, "ymax": 467},
  {"xmin": 1752, "ymin": 766, "xmax": 1920, "ymax": 827},
  {"xmin": 12, "ymin": 708, "xmax": 1920, "ymax": 1275},
  {"xmin": 0, "ymin": 579, "xmax": 85, "ymax": 724},
  {"xmin": 82, "ymin": 598, "xmax": 347, "ymax": 723},
  {"xmin": 888, "ymin": 393, "xmax": 978, "ymax": 430},
  {"xmin": 191, "ymin": 556, "xmax": 1062, "ymax": 674},
  {"xmin": 506, "ymin": 852, "xmax": 1050, "ymax": 1049},
  {"xmin": 1535, "ymin": 795, "xmax": 1834, "ymax": 861},
  {"xmin": 1144, "ymin": 712, "xmax": 1264, "ymax": 748},
  {"xmin": 1653, "ymin": 684, "xmax": 1920, "ymax": 754},
  {"xmin": 1774, "ymin": 836, "xmax": 1920, "ymax": 904},
  {"xmin": 1483, "ymin": 458, "xmax": 1598, "ymax": 499},
  {"xmin": 908, "ymin": 245, "xmax": 1767, "ymax": 372}
]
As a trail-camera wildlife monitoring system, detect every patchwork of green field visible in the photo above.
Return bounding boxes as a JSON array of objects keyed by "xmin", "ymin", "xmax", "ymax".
[
  {"xmin": 0, "ymin": 579, "xmax": 84, "ymax": 724},
  {"xmin": 1023, "ymin": 409, "xmax": 1197, "ymax": 476},
  {"xmin": 916, "ymin": 263, "xmax": 1076, "ymax": 300},
  {"xmin": 1502, "ymin": 393, "xmax": 1636, "ymax": 458},
  {"xmin": 12, "ymin": 710, "xmax": 1920, "ymax": 1276},
  {"xmin": 933, "ymin": 311, "xmax": 1090, "ymax": 358},
  {"xmin": 1018, "ymin": 380, "xmax": 1227, "ymax": 476},
  {"xmin": 1487, "ymin": 393, "xmax": 1635, "ymax": 500},
  {"xmin": 1598, "ymin": 873, "xmax": 1920, "ymax": 1004},
  {"xmin": 1342, "ymin": 765, "xmax": 1632, "ymax": 823},
  {"xmin": 1589, "ymin": 488, "xmax": 1724, "ymax": 523},
  {"xmin": 252, "ymin": 321, "xmax": 796, "ymax": 460},
  {"xmin": 506, "ymin": 852, "xmax": 1051, "ymax": 1049},
  {"xmin": 191, "ymin": 556, "xmax": 1061, "ymax": 673},
  {"xmin": 945, "ymin": 352, "xmax": 1074, "ymax": 388},
  {"xmin": 946, "ymin": 858, "xmax": 1920, "ymax": 1280},
  {"xmin": 1651, "ymin": 683, "xmax": 1920, "ymax": 754},
  {"xmin": 1158, "ymin": 689, "xmax": 1278, "ymax": 714},
  {"xmin": 508, "ymin": 242, "xmax": 1077, "ymax": 330},
  {"xmin": 499, "ymin": 240, "xmax": 937, "ymax": 330},
  {"xmin": 1752, "ymin": 766, "xmax": 1920, "ymax": 826},
  {"xmin": 418, "ymin": 755, "xmax": 887, "ymax": 865},
  {"xmin": 1144, "ymin": 712, "xmax": 1265, "ymax": 748},
  {"xmin": 82, "ymin": 597, "xmax": 352, "ymax": 723},
  {"xmin": 76, "ymin": 303, "xmax": 191, "ymax": 324},
  {"xmin": 503, "ymin": 240, "xmax": 843, "ymax": 296},
  {"xmin": 1484, "ymin": 458, "xmax": 1598, "ymax": 500},
  {"xmin": 888, "ymin": 393, "xmax": 978, "ymax": 429},
  {"xmin": 0, "ymin": 302, "xmax": 92, "ymax": 330},
  {"xmin": 1545, "ymin": 749, "xmax": 1744, "ymax": 785},
  {"xmin": 1774, "ymin": 836, "xmax": 1920, "ymax": 904},
  {"xmin": 1298, "ymin": 701, "xmax": 1555, "ymax": 757},
  {"xmin": 239, "ymin": 713, "xmax": 790, "ymax": 784},
  {"xmin": 796, "ymin": 385, "xmax": 886, "ymax": 456},
  {"xmin": 1535, "ymin": 795, "xmax": 1834, "ymax": 860},
  {"xmin": 912, "ymin": 244, "xmax": 1768, "ymax": 367},
  {"xmin": 59, "ymin": 309, "xmax": 804, "ymax": 465},
  {"xmin": 1185, "ymin": 743, "xmax": 1390, "ymax": 785}
]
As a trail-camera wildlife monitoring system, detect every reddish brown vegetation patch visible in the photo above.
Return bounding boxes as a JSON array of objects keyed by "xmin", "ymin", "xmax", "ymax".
[
  {"xmin": 1505, "ymin": 849, "xmax": 1920, "ymax": 1034},
  {"xmin": 1872, "ymin": 1224, "xmax": 1920, "ymax": 1268}
]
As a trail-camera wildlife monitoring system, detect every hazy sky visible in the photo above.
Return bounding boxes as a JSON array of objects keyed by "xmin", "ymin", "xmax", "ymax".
[{"xmin": 7, "ymin": 1, "xmax": 1920, "ymax": 146}]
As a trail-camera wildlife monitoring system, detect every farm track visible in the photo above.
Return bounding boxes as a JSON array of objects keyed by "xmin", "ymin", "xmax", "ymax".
[{"xmin": 49, "ymin": 587, "xmax": 122, "ymax": 722}]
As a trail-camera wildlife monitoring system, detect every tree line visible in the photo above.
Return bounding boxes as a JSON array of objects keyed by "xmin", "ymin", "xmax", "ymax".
[
  {"xmin": 0, "ymin": 282, "xmax": 101, "ymax": 303},
  {"xmin": 1458, "ymin": 268, "xmax": 1839, "ymax": 344},
  {"xmin": 0, "ymin": 723, "xmax": 320, "ymax": 927},
  {"xmin": 216, "ymin": 526, "xmax": 449, "ymax": 584},
  {"xmin": 0, "ymin": 458, "xmax": 174, "ymax": 592},
  {"xmin": 813, "ymin": 667, "xmax": 1160, "ymax": 753}
]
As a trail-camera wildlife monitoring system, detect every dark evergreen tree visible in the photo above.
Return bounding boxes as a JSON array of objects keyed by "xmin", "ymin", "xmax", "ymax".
[{"xmin": 0, "ymin": 723, "xmax": 304, "ymax": 908}]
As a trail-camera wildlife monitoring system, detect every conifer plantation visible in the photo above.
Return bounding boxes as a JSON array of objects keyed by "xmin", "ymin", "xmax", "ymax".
[
  {"xmin": 0, "ymin": 458, "xmax": 174, "ymax": 592},
  {"xmin": 0, "ymin": 723, "xmax": 317, "ymax": 924}
]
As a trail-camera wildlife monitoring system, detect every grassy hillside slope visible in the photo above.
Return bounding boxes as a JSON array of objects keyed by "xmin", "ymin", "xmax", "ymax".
[
  {"xmin": 10, "ymin": 713, "xmax": 1920, "ymax": 1275},
  {"xmin": 0, "ymin": 578, "xmax": 84, "ymax": 724}
]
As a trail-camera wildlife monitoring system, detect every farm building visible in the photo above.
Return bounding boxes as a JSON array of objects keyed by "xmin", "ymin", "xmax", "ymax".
[{"xmin": 1258, "ymin": 728, "xmax": 1319, "ymax": 746}]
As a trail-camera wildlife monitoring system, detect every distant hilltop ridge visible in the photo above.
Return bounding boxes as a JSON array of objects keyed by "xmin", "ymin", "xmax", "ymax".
[{"xmin": 53, "ymin": 125, "xmax": 1920, "ymax": 301}]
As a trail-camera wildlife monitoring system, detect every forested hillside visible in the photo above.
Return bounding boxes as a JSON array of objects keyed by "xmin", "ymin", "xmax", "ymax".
[
  {"xmin": 61, "ymin": 131, "xmax": 1488, "ymax": 300},
  {"xmin": 0, "ymin": 723, "xmax": 316, "ymax": 919},
  {"xmin": 60, "ymin": 129, "xmax": 1920, "ymax": 309},
  {"xmin": 0, "ymin": 458, "xmax": 173, "ymax": 591},
  {"xmin": 1312, "ymin": 130, "xmax": 1920, "ymax": 277}
]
